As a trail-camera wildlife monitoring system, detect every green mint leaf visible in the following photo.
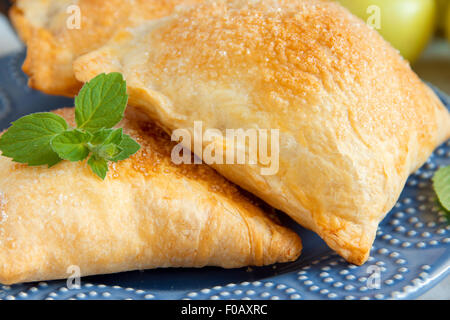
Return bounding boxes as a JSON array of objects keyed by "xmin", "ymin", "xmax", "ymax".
[
  {"xmin": 75, "ymin": 73, "xmax": 128, "ymax": 130},
  {"xmin": 88, "ymin": 155, "xmax": 109, "ymax": 180},
  {"xmin": 433, "ymin": 166, "xmax": 450, "ymax": 212},
  {"xmin": 98, "ymin": 143, "xmax": 123, "ymax": 160},
  {"xmin": 51, "ymin": 129, "xmax": 92, "ymax": 162},
  {"xmin": 90, "ymin": 128, "xmax": 125, "ymax": 160},
  {"xmin": 0, "ymin": 72, "xmax": 140, "ymax": 181},
  {"xmin": 110, "ymin": 134, "xmax": 141, "ymax": 161},
  {"xmin": 0, "ymin": 113, "xmax": 68, "ymax": 167},
  {"xmin": 91, "ymin": 128, "xmax": 123, "ymax": 146}
]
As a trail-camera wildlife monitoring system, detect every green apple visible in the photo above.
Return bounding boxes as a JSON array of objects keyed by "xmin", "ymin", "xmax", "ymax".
[
  {"xmin": 436, "ymin": 0, "xmax": 448, "ymax": 32},
  {"xmin": 446, "ymin": 2, "xmax": 450, "ymax": 41},
  {"xmin": 338, "ymin": 0, "xmax": 436, "ymax": 63}
]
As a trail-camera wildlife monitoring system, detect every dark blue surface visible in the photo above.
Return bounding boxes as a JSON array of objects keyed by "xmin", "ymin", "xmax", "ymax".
[{"xmin": 0, "ymin": 52, "xmax": 448, "ymax": 300}]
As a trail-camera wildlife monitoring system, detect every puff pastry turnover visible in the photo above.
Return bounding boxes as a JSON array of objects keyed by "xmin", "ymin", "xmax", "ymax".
[
  {"xmin": 0, "ymin": 107, "xmax": 301, "ymax": 285},
  {"xmin": 10, "ymin": 0, "xmax": 203, "ymax": 96},
  {"xmin": 74, "ymin": 0, "xmax": 450, "ymax": 265}
]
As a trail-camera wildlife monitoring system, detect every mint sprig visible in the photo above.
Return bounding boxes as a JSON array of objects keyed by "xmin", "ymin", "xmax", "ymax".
[
  {"xmin": 75, "ymin": 73, "xmax": 128, "ymax": 130},
  {"xmin": 51, "ymin": 129, "xmax": 92, "ymax": 161},
  {"xmin": 0, "ymin": 113, "xmax": 68, "ymax": 167},
  {"xmin": 0, "ymin": 73, "xmax": 140, "ymax": 179},
  {"xmin": 433, "ymin": 166, "xmax": 450, "ymax": 215}
]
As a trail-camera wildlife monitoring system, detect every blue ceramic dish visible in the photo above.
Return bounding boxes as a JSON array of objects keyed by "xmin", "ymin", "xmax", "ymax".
[{"xmin": 0, "ymin": 52, "xmax": 448, "ymax": 300}]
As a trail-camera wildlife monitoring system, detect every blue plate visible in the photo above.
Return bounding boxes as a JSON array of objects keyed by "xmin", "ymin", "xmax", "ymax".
[{"xmin": 0, "ymin": 52, "xmax": 448, "ymax": 300}]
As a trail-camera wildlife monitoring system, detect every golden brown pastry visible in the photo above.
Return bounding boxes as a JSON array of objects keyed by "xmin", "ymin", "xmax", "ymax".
[
  {"xmin": 0, "ymin": 107, "xmax": 301, "ymax": 285},
  {"xmin": 10, "ymin": 0, "xmax": 203, "ymax": 96},
  {"xmin": 74, "ymin": 0, "xmax": 450, "ymax": 265}
]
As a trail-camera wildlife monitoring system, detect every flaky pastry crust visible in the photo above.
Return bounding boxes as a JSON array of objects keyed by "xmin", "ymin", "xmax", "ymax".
[
  {"xmin": 74, "ymin": 0, "xmax": 450, "ymax": 265},
  {"xmin": 10, "ymin": 0, "xmax": 203, "ymax": 96},
  {"xmin": 0, "ymin": 107, "xmax": 301, "ymax": 284}
]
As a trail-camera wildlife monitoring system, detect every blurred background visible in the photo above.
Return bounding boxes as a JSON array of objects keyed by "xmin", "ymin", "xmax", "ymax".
[
  {"xmin": 2, "ymin": 0, "xmax": 448, "ymax": 92},
  {"xmin": 0, "ymin": 0, "xmax": 448, "ymax": 299},
  {"xmin": 337, "ymin": 0, "xmax": 450, "ymax": 96}
]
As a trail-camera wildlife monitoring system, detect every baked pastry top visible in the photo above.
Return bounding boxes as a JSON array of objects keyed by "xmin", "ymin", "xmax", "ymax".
[
  {"xmin": 0, "ymin": 107, "xmax": 301, "ymax": 285},
  {"xmin": 10, "ymin": 0, "xmax": 203, "ymax": 96},
  {"xmin": 74, "ymin": 0, "xmax": 450, "ymax": 265}
]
